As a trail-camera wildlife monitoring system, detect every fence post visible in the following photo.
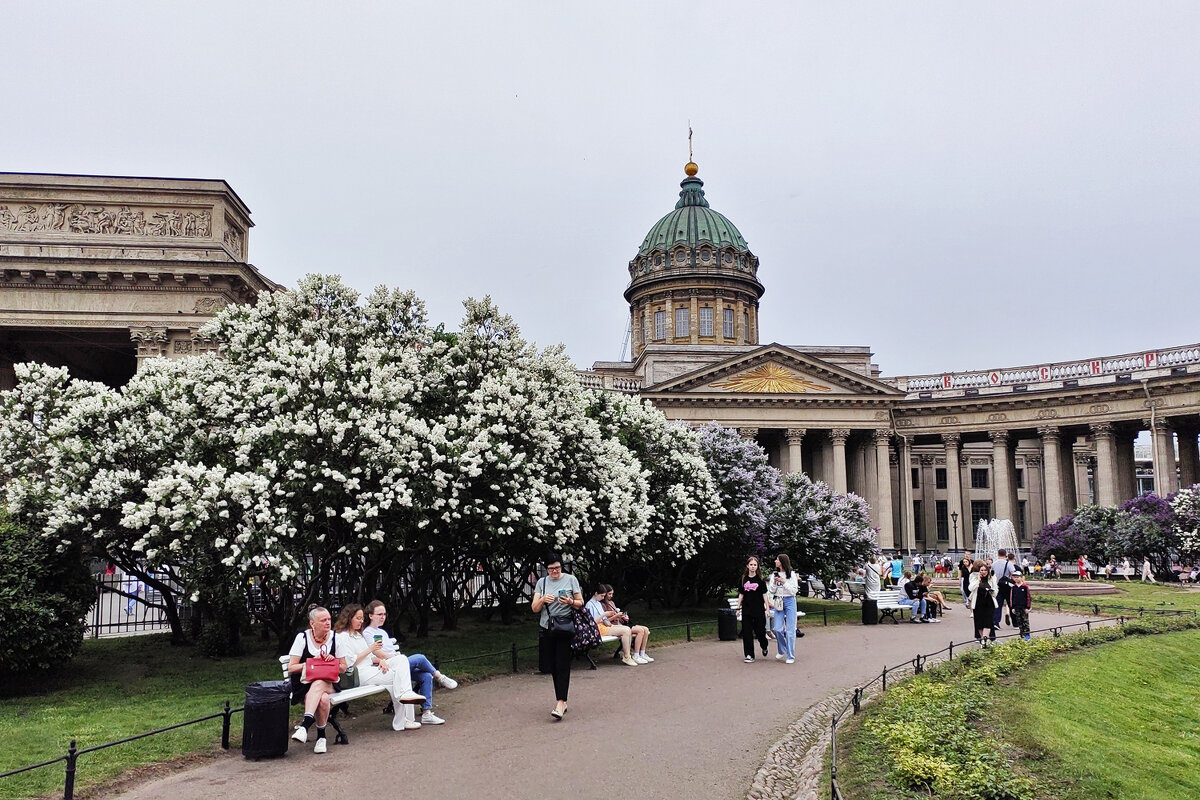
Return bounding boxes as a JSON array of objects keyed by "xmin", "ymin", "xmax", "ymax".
[
  {"xmin": 822, "ymin": 607, "xmax": 827, "ymax": 626},
  {"xmin": 1057, "ymin": 600, "xmax": 1062, "ymax": 612},
  {"xmin": 511, "ymin": 642, "xmax": 519, "ymax": 673},
  {"xmin": 221, "ymin": 701, "xmax": 231, "ymax": 750},
  {"xmin": 1086, "ymin": 620, "xmax": 1091, "ymax": 631},
  {"xmin": 1093, "ymin": 604, "xmax": 1100, "ymax": 616},
  {"xmin": 882, "ymin": 666, "xmax": 888, "ymax": 692},
  {"xmin": 852, "ymin": 687, "xmax": 861, "ymax": 714},
  {"xmin": 948, "ymin": 640, "xmax": 954, "ymax": 661},
  {"xmin": 63, "ymin": 739, "xmax": 78, "ymax": 800},
  {"xmin": 686, "ymin": 622, "xmax": 692, "ymax": 642}
]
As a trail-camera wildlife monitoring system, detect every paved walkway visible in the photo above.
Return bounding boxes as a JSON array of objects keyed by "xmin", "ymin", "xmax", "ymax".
[{"xmin": 108, "ymin": 608, "xmax": 1094, "ymax": 800}]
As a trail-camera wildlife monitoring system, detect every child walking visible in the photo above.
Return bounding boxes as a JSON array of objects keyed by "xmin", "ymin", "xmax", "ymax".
[{"xmin": 1009, "ymin": 572, "xmax": 1033, "ymax": 641}]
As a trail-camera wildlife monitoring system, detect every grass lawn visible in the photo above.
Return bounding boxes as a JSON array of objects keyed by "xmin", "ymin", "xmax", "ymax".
[
  {"xmin": 0, "ymin": 597, "xmax": 861, "ymax": 799},
  {"xmin": 1033, "ymin": 580, "xmax": 1200, "ymax": 616},
  {"xmin": 831, "ymin": 626, "xmax": 1200, "ymax": 800},
  {"xmin": 993, "ymin": 628, "xmax": 1200, "ymax": 800}
]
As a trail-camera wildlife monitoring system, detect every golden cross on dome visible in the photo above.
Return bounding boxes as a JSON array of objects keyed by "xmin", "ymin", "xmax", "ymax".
[{"xmin": 688, "ymin": 122, "xmax": 694, "ymax": 162}]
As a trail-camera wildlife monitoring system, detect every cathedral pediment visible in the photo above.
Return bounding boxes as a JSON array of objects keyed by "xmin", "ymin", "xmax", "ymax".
[{"xmin": 642, "ymin": 344, "xmax": 904, "ymax": 397}]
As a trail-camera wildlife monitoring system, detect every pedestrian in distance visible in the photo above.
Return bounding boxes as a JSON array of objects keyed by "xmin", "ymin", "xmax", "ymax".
[
  {"xmin": 1142, "ymin": 556, "xmax": 1157, "ymax": 583},
  {"xmin": 768, "ymin": 554, "xmax": 799, "ymax": 664},
  {"xmin": 1009, "ymin": 572, "xmax": 1033, "ymax": 640},
  {"xmin": 737, "ymin": 556, "xmax": 771, "ymax": 663},
  {"xmin": 532, "ymin": 553, "xmax": 583, "ymax": 721},
  {"xmin": 968, "ymin": 562, "xmax": 999, "ymax": 644}
]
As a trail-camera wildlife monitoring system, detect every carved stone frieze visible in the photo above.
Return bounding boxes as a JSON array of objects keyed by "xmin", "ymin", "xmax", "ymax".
[
  {"xmin": 940, "ymin": 415, "xmax": 959, "ymax": 424},
  {"xmin": 193, "ymin": 296, "xmax": 228, "ymax": 314},
  {"xmin": 0, "ymin": 201, "xmax": 212, "ymax": 239},
  {"xmin": 1089, "ymin": 403, "xmax": 1110, "ymax": 414},
  {"xmin": 874, "ymin": 411, "xmax": 890, "ymax": 421},
  {"xmin": 969, "ymin": 457, "xmax": 991, "ymax": 466},
  {"xmin": 986, "ymin": 413, "xmax": 1008, "ymax": 423},
  {"xmin": 1036, "ymin": 409, "xmax": 1059, "ymax": 419}
]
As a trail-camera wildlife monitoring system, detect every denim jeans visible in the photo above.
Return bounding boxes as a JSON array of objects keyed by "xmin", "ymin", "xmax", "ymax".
[
  {"xmin": 772, "ymin": 596, "xmax": 797, "ymax": 659},
  {"xmin": 899, "ymin": 597, "xmax": 926, "ymax": 619},
  {"xmin": 408, "ymin": 653, "xmax": 436, "ymax": 710}
]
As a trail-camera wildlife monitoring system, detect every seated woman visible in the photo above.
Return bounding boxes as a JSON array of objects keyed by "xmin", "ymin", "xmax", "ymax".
[
  {"xmin": 288, "ymin": 606, "xmax": 344, "ymax": 753},
  {"xmin": 585, "ymin": 585, "xmax": 639, "ymax": 666},
  {"xmin": 920, "ymin": 574, "xmax": 952, "ymax": 616},
  {"xmin": 602, "ymin": 584, "xmax": 652, "ymax": 663},
  {"xmin": 361, "ymin": 600, "xmax": 453, "ymax": 729},
  {"xmin": 408, "ymin": 651, "xmax": 458, "ymax": 725},
  {"xmin": 333, "ymin": 604, "xmax": 425, "ymax": 732}
]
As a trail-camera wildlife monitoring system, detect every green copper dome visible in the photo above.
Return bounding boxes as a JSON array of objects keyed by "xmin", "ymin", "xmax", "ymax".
[{"xmin": 636, "ymin": 173, "xmax": 750, "ymax": 256}]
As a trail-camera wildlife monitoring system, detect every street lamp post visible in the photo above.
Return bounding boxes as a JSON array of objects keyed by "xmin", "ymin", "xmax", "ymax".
[{"xmin": 951, "ymin": 511, "xmax": 959, "ymax": 553}]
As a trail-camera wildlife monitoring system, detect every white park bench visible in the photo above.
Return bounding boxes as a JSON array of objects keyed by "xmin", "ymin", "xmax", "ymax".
[{"xmin": 867, "ymin": 589, "xmax": 908, "ymax": 624}]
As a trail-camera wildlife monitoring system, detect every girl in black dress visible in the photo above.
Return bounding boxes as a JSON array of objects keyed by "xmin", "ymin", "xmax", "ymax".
[
  {"xmin": 737, "ymin": 557, "xmax": 770, "ymax": 662},
  {"xmin": 968, "ymin": 563, "xmax": 999, "ymax": 643}
]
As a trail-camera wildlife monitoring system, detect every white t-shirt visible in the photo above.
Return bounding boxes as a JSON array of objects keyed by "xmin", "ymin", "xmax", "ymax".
[
  {"xmin": 361, "ymin": 625, "xmax": 404, "ymax": 659},
  {"xmin": 335, "ymin": 630, "xmax": 371, "ymax": 669}
]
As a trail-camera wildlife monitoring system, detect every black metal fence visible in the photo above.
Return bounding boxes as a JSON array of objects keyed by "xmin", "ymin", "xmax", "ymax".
[
  {"xmin": 87, "ymin": 573, "xmax": 188, "ymax": 638},
  {"xmin": 826, "ymin": 608, "xmax": 1198, "ymax": 800},
  {"xmin": 2, "ymin": 616, "xmax": 719, "ymax": 800}
]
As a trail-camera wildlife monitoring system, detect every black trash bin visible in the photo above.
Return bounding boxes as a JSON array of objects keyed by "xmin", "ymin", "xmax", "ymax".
[
  {"xmin": 798, "ymin": 580, "xmax": 810, "ymax": 597},
  {"xmin": 717, "ymin": 608, "xmax": 738, "ymax": 641},
  {"xmin": 242, "ymin": 680, "xmax": 291, "ymax": 759},
  {"xmin": 861, "ymin": 598, "xmax": 879, "ymax": 625}
]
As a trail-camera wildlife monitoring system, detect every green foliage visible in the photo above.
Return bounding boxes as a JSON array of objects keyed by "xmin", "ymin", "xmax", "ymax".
[
  {"xmin": 0, "ymin": 515, "xmax": 93, "ymax": 676},
  {"xmin": 854, "ymin": 614, "xmax": 1200, "ymax": 800}
]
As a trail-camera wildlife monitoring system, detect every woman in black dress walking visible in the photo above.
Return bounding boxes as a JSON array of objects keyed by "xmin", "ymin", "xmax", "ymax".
[{"xmin": 968, "ymin": 562, "xmax": 999, "ymax": 643}]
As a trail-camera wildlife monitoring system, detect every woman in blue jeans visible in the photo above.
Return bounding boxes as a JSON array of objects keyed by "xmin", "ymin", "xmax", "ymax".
[
  {"xmin": 769, "ymin": 554, "xmax": 799, "ymax": 664},
  {"xmin": 408, "ymin": 654, "xmax": 458, "ymax": 725}
]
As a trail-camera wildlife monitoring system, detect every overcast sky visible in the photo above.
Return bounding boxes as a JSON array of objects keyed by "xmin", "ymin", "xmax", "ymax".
[{"xmin": 4, "ymin": 2, "xmax": 1198, "ymax": 376}]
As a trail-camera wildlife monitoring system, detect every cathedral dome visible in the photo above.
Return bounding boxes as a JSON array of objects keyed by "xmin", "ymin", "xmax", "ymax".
[{"xmin": 635, "ymin": 173, "xmax": 751, "ymax": 257}]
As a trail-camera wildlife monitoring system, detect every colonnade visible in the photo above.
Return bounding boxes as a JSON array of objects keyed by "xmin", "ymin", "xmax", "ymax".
[{"xmin": 742, "ymin": 417, "xmax": 1200, "ymax": 553}]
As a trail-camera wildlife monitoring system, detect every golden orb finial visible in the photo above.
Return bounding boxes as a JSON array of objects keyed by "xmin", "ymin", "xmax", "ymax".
[{"xmin": 684, "ymin": 161, "xmax": 699, "ymax": 177}]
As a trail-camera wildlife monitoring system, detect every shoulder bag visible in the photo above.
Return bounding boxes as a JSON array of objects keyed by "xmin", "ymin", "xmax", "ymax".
[{"xmin": 539, "ymin": 578, "xmax": 575, "ymax": 635}]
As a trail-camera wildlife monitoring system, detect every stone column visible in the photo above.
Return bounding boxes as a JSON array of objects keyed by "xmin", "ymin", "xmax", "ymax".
[
  {"xmin": 130, "ymin": 326, "xmax": 169, "ymax": 370},
  {"xmin": 1090, "ymin": 422, "xmax": 1118, "ymax": 506},
  {"xmin": 1116, "ymin": 428, "xmax": 1138, "ymax": 502},
  {"xmin": 830, "ymin": 428, "xmax": 850, "ymax": 493},
  {"xmin": 785, "ymin": 428, "xmax": 805, "ymax": 475},
  {"xmin": 898, "ymin": 437, "xmax": 916, "ymax": 552},
  {"xmin": 664, "ymin": 295, "xmax": 675, "ymax": 339},
  {"xmin": 959, "ymin": 452, "xmax": 974, "ymax": 548},
  {"xmin": 873, "ymin": 430, "xmax": 895, "ymax": 549},
  {"xmin": 1039, "ymin": 426, "xmax": 1065, "ymax": 524},
  {"xmin": 1178, "ymin": 423, "xmax": 1199, "ymax": 489},
  {"xmin": 1024, "ymin": 454, "xmax": 1045, "ymax": 537},
  {"xmin": 1073, "ymin": 451, "xmax": 1094, "ymax": 507},
  {"xmin": 714, "ymin": 296, "xmax": 725, "ymax": 344},
  {"xmin": 989, "ymin": 430, "xmax": 1014, "ymax": 522},
  {"xmin": 942, "ymin": 434, "xmax": 964, "ymax": 550},
  {"xmin": 919, "ymin": 454, "xmax": 937, "ymax": 548},
  {"xmin": 1146, "ymin": 418, "xmax": 1179, "ymax": 495}
]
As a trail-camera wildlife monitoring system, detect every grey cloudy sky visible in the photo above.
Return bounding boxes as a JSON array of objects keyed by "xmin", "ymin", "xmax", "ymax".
[{"xmin": 4, "ymin": 2, "xmax": 1198, "ymax": 376}]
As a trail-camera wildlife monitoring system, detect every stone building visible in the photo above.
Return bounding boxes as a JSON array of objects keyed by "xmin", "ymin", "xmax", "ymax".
[
  {"xmin": 3, "ymin": 169, "xmax": 1199, "ymax": 554},
  {"xmin": 582, "ymin": 162, "xmax": 1200, "ymax": 553},
  {"xmin": 0, "ymin": 173, "xmax": 279, "ymax": 388}
]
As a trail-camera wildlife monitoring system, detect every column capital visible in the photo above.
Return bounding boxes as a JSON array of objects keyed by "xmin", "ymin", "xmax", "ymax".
[
  {"xmin": 830, "ymin": 428, "xmax": 851, "ymax": 444},
  {"xmin": 1143, "ymin": 417, "xmax": 1171, "ymax": 432},
  {"xmin": 919, "ymin": 454, "xmax": 936, "ymax": 465},
  {"xmin": 785, "ymin": 428, "xmax": 806, "ymax": 444},
  {"xmin": 941, "ymin": 432, "xmax": 961, "ymax": 448},
  {"xmin": 130, "ymin": 326, "xmax": 169, "ymax": 359},
  {"xmin": 871, "ymin": 428, "xmax": 892, "ymax": 447},
  {"xmin": 1024, "ymin": 454, "xmax": 1043, "ymax": 467},
  {"xmin": 738, "ymin": 427, "xmax": 759, "ymax": 440},
  {"xmin": 1074, "ymin": 451, "xmax": 1095, "ymax": 466},
  {"xmin": 1089, "ymin": 422, "xmax": 1115, "ymax": 437},
  {"xmin": 1037, "ymin": 425, "xmax": 1060, "ymax": 441},
  {"xmin": 988, "ymin": 430, "xmax": 1010, "ymax": 445},
  {"xmin": 960, "ymin": 453, "xmax": 972, "ymax": 467}
]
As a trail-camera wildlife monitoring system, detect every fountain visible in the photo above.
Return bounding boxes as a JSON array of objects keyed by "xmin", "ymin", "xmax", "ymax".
[{"xmin": 973, "ymin": 518, "xmax": 1021, "ymax": 564}]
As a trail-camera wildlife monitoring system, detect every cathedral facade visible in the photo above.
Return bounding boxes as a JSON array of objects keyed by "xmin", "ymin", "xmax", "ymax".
[{"xmin": 3, "ymin": 169, "xmax": 1199, "ymax": 553}]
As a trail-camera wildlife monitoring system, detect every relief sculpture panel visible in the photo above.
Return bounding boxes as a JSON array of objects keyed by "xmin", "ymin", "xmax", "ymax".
[{"xmin": 0, "ymin": 201, "xmax": 212, "ymax": 239}]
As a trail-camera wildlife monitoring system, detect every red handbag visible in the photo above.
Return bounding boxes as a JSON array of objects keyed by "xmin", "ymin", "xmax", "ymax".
[{"xmin": 304, "ymin": 656, "xmax": 341, "ymax": 683}]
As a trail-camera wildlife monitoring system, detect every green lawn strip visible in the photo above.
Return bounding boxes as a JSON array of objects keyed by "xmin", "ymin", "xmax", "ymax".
[
  {"xmin": 990, "ymin": 629, "xmax": 1200, "ymax": 800},
  {"xmin": 1032, "ymin": 581, "xmax": 1200, "ymax": 616},
  {"xmin": 832, "ymin": 614, "xmax": 1200, "ymax": 800},
  {"xmin": 1, "ymin": 602, "xmax": 757, "ymax": 799}
]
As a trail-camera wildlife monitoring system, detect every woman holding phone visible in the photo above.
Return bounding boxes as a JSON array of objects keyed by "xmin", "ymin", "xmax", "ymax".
[
  {"xmin": 531, "ymin": 553, "xmax": 583, "ymax": 720},
  {"xmin": 768, "ymin": 554, "xmax": 799, "ymax": 664}
]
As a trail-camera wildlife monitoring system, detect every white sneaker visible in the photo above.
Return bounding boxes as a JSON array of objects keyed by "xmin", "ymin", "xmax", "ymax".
[
  {"xmin": 785, "ymin": 658, "xmax": 795, "ymax": 664},
  {"xmin": 744, "ymin": 655, "xmax": 754, "ymax": 663},
  {"xmin": 775, "ymin": 654, "xmax": 785, "ymax": 660},
  {"xmin": 436, "ymin": 673, "xmax": 458, "ymax": 690},
  {"xmin": 402, "ymin": 720, "xmax": 422, "ymax": 730},
  {"xmin": 398, "ymin": 690, "xmax": 426, "ymax": 704},
  {"xmin": 633, "ymin": 654, "xmax": 650, "ymax": 664},
  {"xmin": 621, "ymin": 654, "xmax": 639, "ymax": 666},
  {"xmin": 928, "ymin": 617, "xmax": 941, "ymax": 623},
  {"xmin": 313, "ymin": 737, "xmax": 327, "ymax": 754},
  {"xmin": 421, "ymin": 710, "xmax": 445, "ymax": 725},
  {"xmin": 291, "ymin": 726, "xmax": 307, "ymax": 744},
  {"xmin": 638, "ymin": 653, "xmax": 653, "ymax": 662}
]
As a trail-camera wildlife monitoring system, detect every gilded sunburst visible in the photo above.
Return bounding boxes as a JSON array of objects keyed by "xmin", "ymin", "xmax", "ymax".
[{"xmin": 711, "ymin": 363, "xmax": 833, "ymax": 393}]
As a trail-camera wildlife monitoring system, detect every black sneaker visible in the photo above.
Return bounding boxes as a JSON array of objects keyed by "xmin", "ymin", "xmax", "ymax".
[
  {"xmin": 762, "ymin": 646, "xmax": 769, "ymax": 657},
  {"xmin": 796, "ymin": 630, "xmax": 805, "ymax": 638},
  {"xmin": 1004, "ymin": 613, "xmax": 1011, "ymax": 626}
]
